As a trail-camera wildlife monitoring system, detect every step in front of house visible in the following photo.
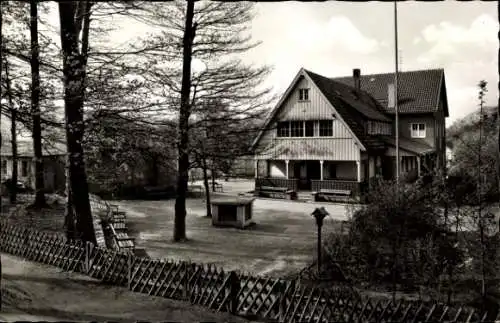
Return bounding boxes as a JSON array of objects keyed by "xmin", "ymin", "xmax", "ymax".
[{"xmin": 297, "ymin": 192, "xmax": 314, "ymax": 202}]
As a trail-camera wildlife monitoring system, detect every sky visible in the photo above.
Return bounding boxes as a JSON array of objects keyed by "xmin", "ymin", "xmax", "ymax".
[
  {"xmin": 248, "ymin": 1, "xmax": 498, "ymax": 125},
  {"xmin": 3, "ymin": 0, "xmax": 498, "ymax": 142},
  {"xmin": 102, "ymin": 1, "xmax": 498, "ymax": 126}
]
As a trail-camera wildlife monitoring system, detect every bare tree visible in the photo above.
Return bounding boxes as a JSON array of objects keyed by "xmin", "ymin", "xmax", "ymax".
[
  {"xmin": 124, "ymin": 1, "xmax": 272, "ymax": 241},
  {"xmin": 1, "ymin": 1, "xmax": 4, "ymax": 309},
  {"xmin": 29, "ymin": 0, "xmax": 46, "ymax": 208},
  {"xmin": 58, "ymin": 0, "xmax": 96, "ymax": 243},
  {"xmin": 172, "ymin": 0, "xmax": 196, "ymax": 241},
  {"xmin": 497, "ymin": 0, "xmax": 500, "ymax": 234},
  {"xmin": 476, "ymin": 80, "xmax": 491, "ymax": 303},
  {"xmin": 2, "ymin": 57, "xmax": 19, "ymax": 204}
]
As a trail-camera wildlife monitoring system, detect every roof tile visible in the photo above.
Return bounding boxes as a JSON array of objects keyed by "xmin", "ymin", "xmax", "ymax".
[{"xmin": 333, "ymin": 69, "xmax": 444, "ymax": 114}]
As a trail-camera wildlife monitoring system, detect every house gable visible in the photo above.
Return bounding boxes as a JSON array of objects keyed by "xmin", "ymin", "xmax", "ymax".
[
  {"xmin": 251, "ymin": 68, "xmax": 366, "ymax": 155},
  {"xmin": 276, "ymin": 76, "xmax": 338, "ymax": 121}
]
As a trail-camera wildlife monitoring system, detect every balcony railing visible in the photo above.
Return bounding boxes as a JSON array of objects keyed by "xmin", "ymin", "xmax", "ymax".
[{"xmin": 255, "ymin": 178, "xmax": 366, "ymax": 194}]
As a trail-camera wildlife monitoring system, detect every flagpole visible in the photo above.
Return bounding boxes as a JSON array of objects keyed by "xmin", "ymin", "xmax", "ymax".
[{"xmin": 394, "ymin": 0, "xmax": 400, "ymax": 184}]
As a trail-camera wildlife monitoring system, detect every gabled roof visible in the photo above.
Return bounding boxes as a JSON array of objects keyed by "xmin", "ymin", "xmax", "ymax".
[
  {"xmin": 333, "ymin": 68, "xmax": 448, "ymax": 117},
  {"xmin": 305, "ymin": 70, "xmax": 391, "ymax": 122},
  {"xmin": 251, "ymin": 68, "xmax": 372, "ymax": 152},
  {"xmin": 305, "ymin": 70, "xmax": 390, "ymax": 150}
]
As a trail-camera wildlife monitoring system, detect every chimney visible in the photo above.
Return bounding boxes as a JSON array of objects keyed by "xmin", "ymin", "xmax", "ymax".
[{"xmin": 353, "ymin": 68, "xmax": 361, "ymax": 91}]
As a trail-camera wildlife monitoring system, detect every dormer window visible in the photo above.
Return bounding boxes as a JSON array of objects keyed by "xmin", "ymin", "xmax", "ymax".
[
  {"xmin": 298, "ymin": 88, "xmax": 309, "ymax": 101},
  {"xmin": 411, "ymin": 123, "xmax": 426, "ymax": 138}
]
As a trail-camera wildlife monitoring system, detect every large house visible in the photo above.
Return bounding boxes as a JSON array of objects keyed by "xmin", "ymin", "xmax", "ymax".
[{"xmin": 250, "ymin": 67, "xmax": 448, "ymax": 199}]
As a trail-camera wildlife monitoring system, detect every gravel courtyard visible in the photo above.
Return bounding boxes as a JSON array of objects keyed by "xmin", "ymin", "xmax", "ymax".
[{"xmin": 115, "ymin": 179, "xmax": 354, "ymax": 277}]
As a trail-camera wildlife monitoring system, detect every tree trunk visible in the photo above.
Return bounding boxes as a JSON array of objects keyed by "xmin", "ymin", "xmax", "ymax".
[
  {"xmin": 4, "ymin": 58, "xmax": 18, "ymax": 204},
  {"xmin": 497, "ymin": 1, "xmax": 500, "ymax": 234},
  {"xmin": 174, "ymin": 0, "xmax": 196, "ymax": 242},
  {"xmin": 202, "ymin": 156, "xmax": 212, "ymax": 218},
  {"xmin": 1, "ymin": 2, "xmax": 4, "ymax": 310},
  {"xmin": 211, "ymin": 159, "xmax": 216, "ymax": 192},
  {"xmin": 58, "ymin": 1, "xmax": 96, "ymax": 244},
  {"xmin": 64, "ymin": 156, "xmax": 76, "ymax": 240},
  {"xmin": 10, "ymin": 109, "xmax": 18, "ymax": 204},
  {"xmin": 30, "ymin": 0, "xmax": 46, "ymax": 207},
  {"xmin": 479, "ymin": 217, "xmax": 486, "ymax": 302}
]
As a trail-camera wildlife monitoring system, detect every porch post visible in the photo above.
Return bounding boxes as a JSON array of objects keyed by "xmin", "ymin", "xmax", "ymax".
[
  {"xmin": 417, "ymin": 156, "xmax": 421, "ymax": 177},
  {"xmin": 319, "ymin": 160, "xmax": 324, "ymax": 180},
  {"xmin": 285, "ymin": 160, "xmax": 290, "ymax": 179},
  {"xmin": 254, "ymin": 159, "xmax": 258, "ymax": 179},
  {"xmin": 356, "ymin": 161, "xmax": 361, "ymax": 182}
]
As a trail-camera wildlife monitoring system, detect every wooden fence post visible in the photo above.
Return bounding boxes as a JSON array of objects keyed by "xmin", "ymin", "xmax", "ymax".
[
  {"xmin": 127, "ymin": 252, "xmax": 132, "ymax": 290},
  {"xmin": 85, "ymin": 241, "xmax": 90, "ymax": 274},
  {"xmin": 279, "ymin": 280, "xmax": 287, "ymax": 322},
  {"xmin": 183, "ymin": 261, "xmax": 190, "ymax": 301},
  {"xmin": 229, "ymin": 271, "xmax": 240, "ymax": 315}
]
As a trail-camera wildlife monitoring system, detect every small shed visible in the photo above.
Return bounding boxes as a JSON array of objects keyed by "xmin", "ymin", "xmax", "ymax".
[{"xmin": 211, "ymin": 197, "xmax": 255, "ymax": 229}]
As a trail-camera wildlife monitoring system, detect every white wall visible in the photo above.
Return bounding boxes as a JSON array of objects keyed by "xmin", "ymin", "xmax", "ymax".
[{"xmin": 269, "ymin": 160, "xmax": 287, "ymax": 178}]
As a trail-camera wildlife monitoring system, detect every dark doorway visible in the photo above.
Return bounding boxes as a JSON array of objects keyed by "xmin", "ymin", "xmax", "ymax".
[
  {"xmin": 294, "ymin": 160, "xmax": 321, "ymax": 191},
  {"xmin": 293, "ymin": 161, "xmax": 302, "ymax": 180},
  {"xmin": 382, "ymin": 156, "xmax": 394, "ymax": 180},
  {"xmin": 307, "ymin": 161, "xmax": 321, "ymax": 180}
]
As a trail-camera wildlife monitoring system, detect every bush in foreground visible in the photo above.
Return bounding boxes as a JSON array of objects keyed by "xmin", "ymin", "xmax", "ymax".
[{"xmin": 325, "ymin": 176, "xmax": 464, "ymax": 302}]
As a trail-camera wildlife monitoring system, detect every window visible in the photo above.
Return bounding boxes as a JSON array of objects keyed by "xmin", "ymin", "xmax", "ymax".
[
  {"xmin": 290, "ymin": 121, "xmax": 304, "ymax": 137},
  {"xmin": 1, "ymin": 160, "xmax": 7, "ymax": 175},
  {"xmin": 298, "ymin": 89, "xmax": 309, "ymax": 101},
  {"xmin": 277, "ymin": 121, "xmax": 290, "ymax": 137},
  {"xmin": 319, "ymin": 120, "xmax": 333, "ymax": 137},
  {"xmin": 411, "ymin": 123, "xmax": 426, "ymax": 138},
  {"xmin": 21, "ymin": 161, "xmax": 28, "ymax": 177},
  {"xmin": 305, "ymin": 121, "xmax": 315, "ymax": 137}
]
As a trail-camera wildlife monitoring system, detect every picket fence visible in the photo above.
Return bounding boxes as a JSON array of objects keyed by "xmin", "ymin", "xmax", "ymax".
[{"xmin": 0, "ymin": 219, "xmax": 496, "ymax": 323}]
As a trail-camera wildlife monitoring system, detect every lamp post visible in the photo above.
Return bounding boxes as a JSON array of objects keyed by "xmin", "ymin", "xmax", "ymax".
[{"xmin": 311, "ymin": 207, "xmax": 329, "ymax": 275}]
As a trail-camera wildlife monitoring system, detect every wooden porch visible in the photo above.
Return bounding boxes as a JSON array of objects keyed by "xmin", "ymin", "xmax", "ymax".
[{"xmin": 254, "ymin": 177, "xmax": 367, "ymax": 198}]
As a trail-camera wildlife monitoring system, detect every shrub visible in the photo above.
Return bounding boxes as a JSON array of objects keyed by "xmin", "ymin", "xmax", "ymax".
[{"xmin": 325, "ymin": 177, "xmax": 464, "ymax": 300}]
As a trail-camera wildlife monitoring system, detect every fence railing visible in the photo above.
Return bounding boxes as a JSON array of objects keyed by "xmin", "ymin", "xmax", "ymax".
[{"xmin": 0, "ymin": 219, "xmax": 496, "ymax": 323}]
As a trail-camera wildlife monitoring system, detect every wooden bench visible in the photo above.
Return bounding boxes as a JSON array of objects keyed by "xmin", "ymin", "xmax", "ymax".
[
  {"xmin": 90, "ymin": 194, "xmax": 127, "ymax": 223},
  {"xmin": 90, "ymin": 198, "xmax": 110, "ymax": 220},
  {"xmin": 112, "ymin": 221, "xmax": 127, "ymax": 232},
  {"xmin": 257, "ymin": 186, "xmax": 297, "ymax": 200},
  {"xmin": 109, "ymin": 224, "xmax": 135, "ymax": 250},
  {"xmin": 312, "ymin": 189, "xmax": 352, "ymax": 202}
]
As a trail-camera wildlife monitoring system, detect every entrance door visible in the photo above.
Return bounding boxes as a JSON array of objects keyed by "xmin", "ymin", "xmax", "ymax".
[
  {"xmin": 293, "ymin": 162, "xmax": 302, "ymax": 180},
  {"xmin": 295, "ymin": 160, "xmax": 321, "ymax": 191},
  {"xmin": 294, "ymin": 161, "xmax": 308, "ymax": 190},
  {"xmin": 307, "ymin": 161, "xmax": 320, "ymax": 181}
]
